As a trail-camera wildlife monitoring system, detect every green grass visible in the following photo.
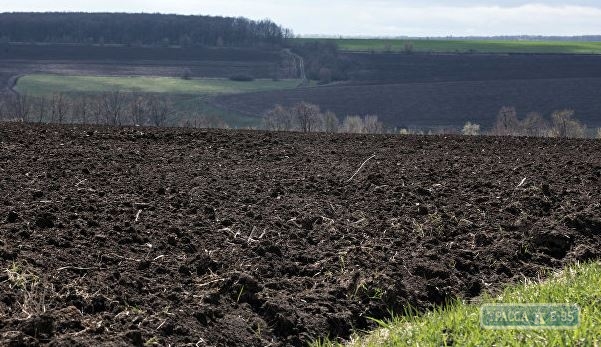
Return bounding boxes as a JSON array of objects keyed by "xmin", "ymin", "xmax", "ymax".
[
  {"xmin": 16, "ymin": 74, "xmax": 301, "ymax": 97},
  {"xmin": 294, "ymin": 38, "xmax": 601, "ymax": 54},
  {"xmin": 314, "ymin": 261, "xmax": 601, "ymax": 346}
]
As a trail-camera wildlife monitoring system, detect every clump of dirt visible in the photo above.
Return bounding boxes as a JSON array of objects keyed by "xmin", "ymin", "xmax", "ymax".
[{"xmin": 1, "ymin": 123, "xmax": 600, "ymax": 346}]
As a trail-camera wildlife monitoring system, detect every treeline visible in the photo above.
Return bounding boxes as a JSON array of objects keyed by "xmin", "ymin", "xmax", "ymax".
[
  {"xmin": 2, "ymin": 94, "xmax": 600, "ymax": 139},
  {"xmin": 0, "ymin": 92, "xmax": 228, "ymax": 128},
  {"xmin": 0, "ymin": 12, "xmax": 292, "ymax": 47},
  {"xmin": 291, "ymin": 41, "xmax": 351, "ymax": 82},
  {"xmin": 263, "ymin": 102, "xmax": 384, "ymax": 133},
  {"xmin": 0, "ymin": 93, "xmax": 171, "ymax": 126},
  {"xmin": 461, "ymin": 106, "xmax": 597, "ymax": 138}
]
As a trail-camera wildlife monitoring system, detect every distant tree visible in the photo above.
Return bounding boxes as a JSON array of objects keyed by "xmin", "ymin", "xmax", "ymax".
[
  {"xmin": 6, "ymin": 94, "xmax": 31, "ymax": 122},
  {"xmin": 101, "ymin": 91, "xmax": 126, "ymax": 125},
  {"xmin": 341, "ymin": 115, "xmax": 364, "ymax": 134},
  {"xmin": 363, "ymin": 115, "xmax": 384, "ymax": 134},
  {"xmin": 521, "ymin": 112, "xmax": 548, "ymax": 137},
  {"xmin": 322, "ymin": 111, "xmax": 339, "ymax": 133},
  {"xmin": 50, "ymin": 93, "xmax": 68, "ymax": 123},
  {"xmin": 551, "ymin": 109, "xmax": 586, "ymax": 138},
  {"xmin": 0, "ymin": 13, "xmax": 290, "ymax": 48},
  {"xmin": 292, "ymin": 41, "xmax": 350, "ymax": 81},
  {"xmin": 0, "ymin": 35, "xmax": 9, "ymax": 51},
  {"xmin": 129, "ymin": 92, "xmax": 147, "ymax": 126},
  {"xmin": 403, "ymin": 41, "xmax": 414, "ymax": 53},
  {"xmin": 264, "ymin": 104, "xmax": 293, "ymax": 131},
  {"xmin": 318, "ymin": 68, "xmax": 332, "ymax": 84},
  {"xmin": 181, "ymin": 68, "xmax": 193, "ymax": 80},
  {"xmin": 32, "ymin": 96, "xmax": 47, "ymax": 123},
  {"xmin": 293, "ymin": 102, "xmax": 321, "ymax": 133},
  {"xmin": 179, "ymin": 34, "xmax": 192, "ymax": 47},
  {"xmin": 0, "ymin": 98, "xmax": 6, "ymax": 120},
  {"xmin": 597, "ymin": 128, "xmax": 601, "ymax": 139},
  {"xmin": 462, "ymin": 121, "xmax": 481, "ymax": 136},
  {"xmin": 148, "ymin": 97, "xmax": 172, "ymax": 127},
  {"xmin": 71, "ymin": 97, "xmax": 89, "ymax": 124},
  {"xmin": 89, "ymin": 96, "xmax": 104, "ymax": 125},
  {"xmin": 492, "ymin": 106, "xmax": 520, "ymax": 136}
]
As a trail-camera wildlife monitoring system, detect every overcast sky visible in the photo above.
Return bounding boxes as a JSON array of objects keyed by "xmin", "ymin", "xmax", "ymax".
[{"xmin": 3, "ymin": 1, "xmax": 601, "ymax": 37}]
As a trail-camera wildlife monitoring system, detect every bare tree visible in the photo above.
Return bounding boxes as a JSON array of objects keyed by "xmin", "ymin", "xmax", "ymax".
[
  {"xmin": 0, "ymin": 96, "xmax": 6, "ymax": 120},
  {"xmin": 551, "ymin": 109, "xmax": 586, "ymax": 138},
  {"xmin": 71, "ymin": 96, "xmax": 89, "ymax": 124},
  {"xmin": 50, "ymin": 93, "xmax": 68, "ymax": 123},
  {"xmin": 89, "ymin": 96, "xmax": 104, "ymax": 125},
  {"xmin": 293, "ymin": 102, "xmax": 321, "ymax": 133},
  {"xmin": 129, "ymin": 92, "xmax": 147, "ymax": 126},
  {"xmin": 322, "ymin": 111, "xmax": 339, "ymax": 133},
  {"xmin": 341, "ymin": 115, "xmax": 364, "ymax": 134},
  {"xmin": 521, "ymin": 112, "xmax": 548, "ymax": 137},
  {"xmin": 101, "ymin": 91, "xmax": 126, "ymax": 125},
  {"xmin": 148, "ymin": 96, "xmax": 172, "ymax": 127},
  {"xmin": 363, "ymin": 115, "xmax": 384, "ymax": 134},
  {"xmin": 492, "ymin": 106, "xmax": 520, "ymax": 136},
  {"xmin": 597, "ymin": 128, "xmax": 601, "ymax": 139},
  {"xmin": 264, "ymin": 104, "xmax": 293, "ymax": 131},
  {"xmin": 6, "ymin": 94, "xmax": 32, "ymax": 122},
  {"xmin": 32, "ymin": 96, "xmax": 48, "ymax": 123}
]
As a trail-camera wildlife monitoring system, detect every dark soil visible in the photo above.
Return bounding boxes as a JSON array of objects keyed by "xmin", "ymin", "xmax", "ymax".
[
  {"xmin": 1, "ymin": 123, "xmax": 600, "ymax": 346},
  {"xmin": 341, "ymin": 52, "xmax": 601, "ymax": 83}
]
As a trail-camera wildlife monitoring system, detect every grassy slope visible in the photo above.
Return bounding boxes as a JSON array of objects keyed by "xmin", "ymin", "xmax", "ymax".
[
  {"xmin": 16, "ymin": 74, "xmax": 300, "ymax": 96},
  {"xmin": 294, "ymin": 38, "xmax": 601, "ymax": 54},
  {"xmin": 315, "ymin": 261, "xmax": 601, "ymax": 346}
]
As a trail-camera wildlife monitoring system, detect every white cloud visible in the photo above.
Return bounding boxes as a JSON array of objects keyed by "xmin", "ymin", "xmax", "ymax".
[{"xmin": 2, "ymin": 1, "xmax": 601, "ymax": 36}]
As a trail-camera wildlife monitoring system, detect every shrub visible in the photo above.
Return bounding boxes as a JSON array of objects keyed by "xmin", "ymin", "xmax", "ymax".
[
  {"xmin": 181, "ymin": 68, "xmax": 192, "ymax": 80},
  {"xmin": 318, "ymin": 68, "xmax": 332, "ymax": 84},
  {"xmin": 597, "ymin": 128, "xmax": 601, "ymax": 139},
  {"xmin": 462, "ymin": 122, "xmax": 480, "ymax": 136}
]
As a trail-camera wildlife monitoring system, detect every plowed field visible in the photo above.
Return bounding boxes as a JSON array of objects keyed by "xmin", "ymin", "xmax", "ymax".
[{"xmin": 1, "ymin": 124, "xmax": 600, "ymax": 346}]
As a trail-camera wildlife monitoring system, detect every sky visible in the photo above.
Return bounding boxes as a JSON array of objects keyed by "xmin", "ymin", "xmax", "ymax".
[{"xmin": 3, "ymin": 1, "xmax": 601, "ymax": 37}]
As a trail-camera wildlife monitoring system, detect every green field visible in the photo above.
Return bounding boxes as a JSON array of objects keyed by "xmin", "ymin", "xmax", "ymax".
[
  {"xmin": 315, "ymin": 261, "xmax": 601, "ymax": 346},
  {"xmin": 16, "ymin": 74, "xmax": 301, "ymax": 96},
  {"xmin": 294, "ymin": 38, "xmax": 601, "ymax": 54}
]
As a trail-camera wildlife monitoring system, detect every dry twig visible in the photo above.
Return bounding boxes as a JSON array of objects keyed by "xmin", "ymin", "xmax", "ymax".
[{"xmin": 347, "ymin": 154, "xmax": 376, "ymax": 183}]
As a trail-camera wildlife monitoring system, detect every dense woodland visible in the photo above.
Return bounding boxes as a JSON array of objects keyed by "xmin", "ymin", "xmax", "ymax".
[{"xmin": 0, "ymin": 12, "xmax": 292, "ymax": 47}]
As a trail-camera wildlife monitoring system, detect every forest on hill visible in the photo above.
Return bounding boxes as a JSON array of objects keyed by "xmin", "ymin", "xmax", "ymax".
[{"xmin": 0, "ymin": 12, "xmax": 293, "ymax": 47}]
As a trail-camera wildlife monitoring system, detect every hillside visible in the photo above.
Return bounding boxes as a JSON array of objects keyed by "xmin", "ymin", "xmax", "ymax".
[{"xmin": 212, "ymin": 53, "xmax": 601, "ymax": 130}]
